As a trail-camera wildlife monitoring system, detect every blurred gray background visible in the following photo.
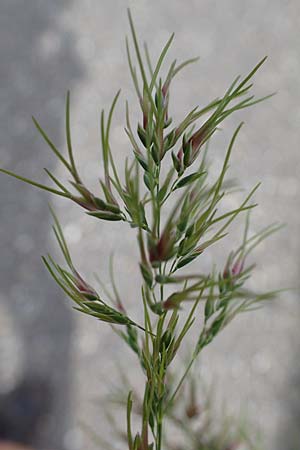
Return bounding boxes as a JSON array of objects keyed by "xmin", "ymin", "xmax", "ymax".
[{"xmin": 0, "ymin": 0, "xmax": 299, "ymax": 449}]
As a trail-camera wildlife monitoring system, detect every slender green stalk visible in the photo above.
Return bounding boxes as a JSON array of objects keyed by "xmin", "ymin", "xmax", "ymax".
[{"xmin": 0, "ymin": 8, "xmax": 283, "ymax": 450}]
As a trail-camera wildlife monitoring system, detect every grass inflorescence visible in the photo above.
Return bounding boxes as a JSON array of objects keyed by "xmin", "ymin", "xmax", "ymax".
[{"xmin": 1, "ymin": 9, "xmax": 283, "ymax": 450}]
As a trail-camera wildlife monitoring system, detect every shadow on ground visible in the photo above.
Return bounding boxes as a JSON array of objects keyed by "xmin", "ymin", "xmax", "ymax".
[
  {"xmin": 0, "ymin": 1, "xmax": 84, "ymax": 448},
  {"xmin": 276, "ymin": 297, "xmax": 300, "ymax": 450}
]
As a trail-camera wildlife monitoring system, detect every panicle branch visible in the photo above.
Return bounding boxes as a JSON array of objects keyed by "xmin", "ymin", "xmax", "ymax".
[{"xmin": 0, "ymin": 9, "xmax": 283, "ymax": 450}]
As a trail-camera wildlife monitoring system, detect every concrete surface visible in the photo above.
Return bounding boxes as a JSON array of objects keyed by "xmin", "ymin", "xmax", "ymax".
[{"xmin": 0, "ymin": 1, "xmax": 299, "ymax": 449}]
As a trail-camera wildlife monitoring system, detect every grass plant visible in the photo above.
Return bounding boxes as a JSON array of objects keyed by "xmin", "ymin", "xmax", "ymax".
[{"xmin": 0, "ymin": 10, "xmax": 283, "ymax": 450}]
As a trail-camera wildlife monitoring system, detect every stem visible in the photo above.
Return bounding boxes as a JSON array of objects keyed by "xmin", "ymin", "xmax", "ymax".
[
  {"xmin": 156, "ymin": 417, "xmax": 163, "ymax": 450},
  {"xmin": 165, "ymin": 356, "xmax": 195, "ymax": 412},
  {"xmin": 155, "ymin": 313, "xmax": 166, "ymax": 450},
  {"xmin": 156, "ymin": 163, "xmax": 166, "ymax": 450}
]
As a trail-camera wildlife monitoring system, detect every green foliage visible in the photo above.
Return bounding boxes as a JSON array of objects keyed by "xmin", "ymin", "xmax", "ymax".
[{"xmin": 1, "ymin": 8, "xmax": 283, "ymax": 450}]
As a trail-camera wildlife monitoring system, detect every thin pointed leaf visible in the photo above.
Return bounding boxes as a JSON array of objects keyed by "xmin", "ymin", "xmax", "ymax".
[
  {"xmin": 144, "ymin": 42, "xmax": 155, "ymax": 81},
  {"xmin": 173, "ymin": 171, "xmax": 206, "ymax": 190},
  {"xmin": 214, "ymin": 182, "xmax": 261, "ymax": 239},
  {"xmin": 44, "ymin": 169, "xmax": 70, "ymax": 194},
  {"xmin": 127, "ymin": 9, "xmax": 156, "ymax": 114},
  {"xmin": 126, "ymin": 37, "xmax": 141, "ymax": 100},
  {"xmin": 32, "ymin": 116, "xmax": 72, "ymax": 173},
  {"xmin": 233, "ymin": 56, "xmax": 268, "ymax": 96},
  {"xmin": 0, "ymin": 168, "xmax": 70, "ymax": 198},
  {"xmin": 209, "ymin": 204, "xmax": 257, "ymax": 227},
  {"xmin": 149, "ymin": 32, "xmax": 174, "ymax": 92},
  {"xmin": 66, "ymin": 91, "xmax": 80, "ymax": 181},
  {"xmin": 87, "ymin": 210, "xmax": 123, "ymax": 221},
  {"xmin": 171, "ymin": 56, "xmax": 200, "ymax": 79}
]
